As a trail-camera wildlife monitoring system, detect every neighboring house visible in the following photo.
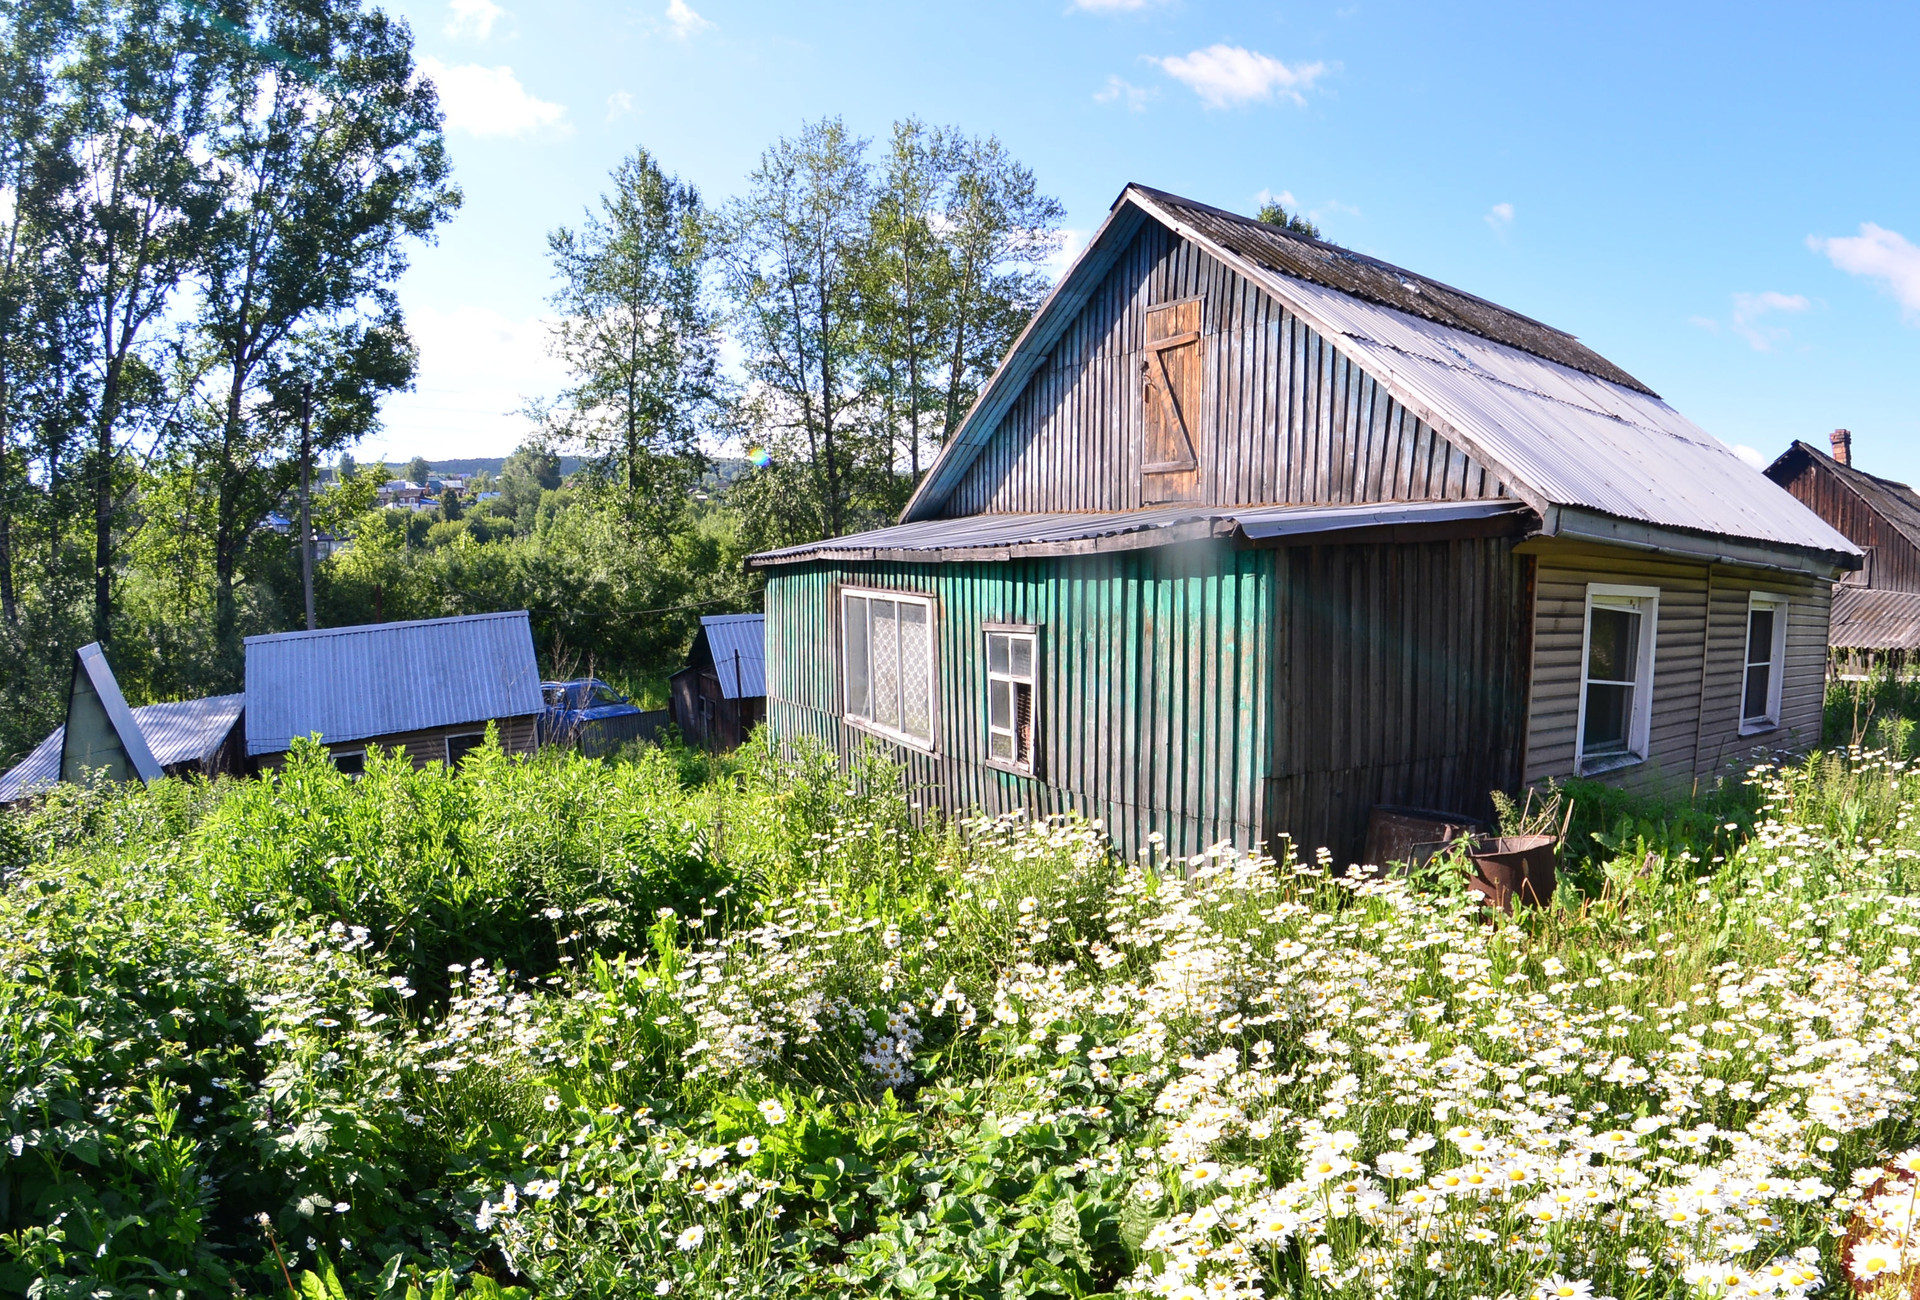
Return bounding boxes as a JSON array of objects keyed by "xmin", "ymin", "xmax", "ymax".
[
  {"xmin": 670, "ymin": 614, "xmax": 766, "ymax": 749},
  {"xmin": 1766, "ymin": 431, "xmax": 1920, "ymax": 668},
  {"xmin": 245, "ymin": 611, "xmax": 544, "ymax": 772},
  {"xmin": 0, "ymin": 644, "xmax": 244, "ymax": 805},
  {"xmin": 377, "ymin": 479, "xmax": 427, "ymax": 508},
  {"xmin": 749, "ymin": 184, "xmax": 1859, "ymax": 860}
]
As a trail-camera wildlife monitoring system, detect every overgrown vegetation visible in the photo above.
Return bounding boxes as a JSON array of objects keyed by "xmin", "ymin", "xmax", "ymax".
[{"xmin": 5, "ymin": 733, "xmax": 1920, "ymax": 1298}]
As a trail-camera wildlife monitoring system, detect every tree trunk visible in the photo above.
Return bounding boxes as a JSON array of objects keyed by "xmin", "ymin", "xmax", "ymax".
[
  {"xmin": 0, "ymin": 503, "xmax": 15, "ymax": 627},
  {"xmin": 92, "ymin": 384, "xmax": 116, "ymax": 646},
  {"xmin": 299, "ymin": 384, "xmax": 315, "ymax": 630}
]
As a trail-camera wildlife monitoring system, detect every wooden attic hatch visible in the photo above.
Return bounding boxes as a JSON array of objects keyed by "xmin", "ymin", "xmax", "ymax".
[{"xmin": 1141, "ymin": 297, "xmax": 1203, "ymax": 503}]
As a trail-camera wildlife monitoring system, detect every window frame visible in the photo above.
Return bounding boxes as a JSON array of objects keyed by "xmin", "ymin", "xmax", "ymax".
[
  {"xmin": 1574, "ymin": 583, "xmax": 1661, "ymax": 775},
  {"xmin": 1739, "ymin": 591, "xmax": 1790, "ymax": 735},
  {"xmin": 838, "ymin": 586, "xmax": 939, "ymax": 753},
  {"xmin": 329, "ymin": 748, "xmax": 366, "ymax": 777},
  {"xmin": 445, "ymin": 731, "xmax": 487, "ymax": 765},
  {"xmin": 982, "ymin": 621, "xmax": 1041, "ymax": 776}
]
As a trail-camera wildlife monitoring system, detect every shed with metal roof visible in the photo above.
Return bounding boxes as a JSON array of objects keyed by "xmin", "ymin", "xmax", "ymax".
[
  {"xmin": 749, "ymin": 184, "xmax": 1859, "ymax": 864},
  {"xmin": 244, "ymin": 611, "xmax": 543, "ymax": 771},
  {"xmin": 669, "ymin": 614, "xmax": 766, "ymax": 750}
]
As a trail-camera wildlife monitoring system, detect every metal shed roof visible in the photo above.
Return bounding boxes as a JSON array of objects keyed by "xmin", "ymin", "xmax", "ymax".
[
  {"xmin": 698, "ymin": 614, "xmax": 766, "ymax": 699},
  {"xmin": 897, "ymin": 184, "xmax": 1860, "ymax": 569},
  {"xmin": 751, "ymin": 499, "xmax": 1525, "ymax": 567},
  {"xmin": 1, "ymin": 692, "xmax": 243, "ymax": 803},
  {"xmin": 244, "ymin": 611, "xmax": 542, "ymax": 756},
  {"xmin": 1831, "ymin": 587, "xmax": 1920, "ymax": 651}
]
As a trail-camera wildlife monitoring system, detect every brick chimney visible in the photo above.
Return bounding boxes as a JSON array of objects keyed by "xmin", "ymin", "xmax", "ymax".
[{"xmin": 1831, "ymin": 428, "xmax": 1853, "ymax": 466}]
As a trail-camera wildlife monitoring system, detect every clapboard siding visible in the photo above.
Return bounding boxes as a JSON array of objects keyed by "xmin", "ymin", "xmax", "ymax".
[
  {"xmin": 764, "ymin": 548, "xmax": 1275, "ymax": 859},
  {"xmin": 944, "ymin": 223, "xmax": 1508, "ymax": 516},
  {"xmin": 1523, "ymin": 539, "xmax": 1828, "ymax": 789},
  {"xmin": 1267, "ymin": 535, "xmax": 1530, "ymax": 862}
]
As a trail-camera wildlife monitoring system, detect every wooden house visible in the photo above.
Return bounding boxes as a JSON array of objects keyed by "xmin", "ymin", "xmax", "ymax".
[
  {"xmin": 749, "ymin": 185, "xmax": 1861, "ymax": 861},
  {"xmin": 1766, "ymin": 431, "xmax": 1920, "ymax": 668},
  {"xmin": 244, "ymin": 611, "xmax": 543, "ymax": 772},
  {"xmin": 669, "ymin": 614, "xmax": 766, "ymax": 749}
]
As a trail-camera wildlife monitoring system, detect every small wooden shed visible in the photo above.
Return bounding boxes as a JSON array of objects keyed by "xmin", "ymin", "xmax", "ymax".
[
  {"xmin": 670, "ymin": 614, "xmax": 766, "ymax": 749},
  {"xmin": 1766, "ymin": 431, "xmax": 1920, "ymax": 669},
  {"xmin": 750, "ymin": 185, "xmax": 1860, "ymax": 861}
]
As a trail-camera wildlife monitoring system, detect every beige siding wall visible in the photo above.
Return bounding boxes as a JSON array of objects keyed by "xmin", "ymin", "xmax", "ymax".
[
  {"xmin": 1522, "ymin": 539, "xmax": 1830, "ymax": 791},
  {"xmin": 255, "ymin": 714, "xmax": 539, "ymax": 772}
]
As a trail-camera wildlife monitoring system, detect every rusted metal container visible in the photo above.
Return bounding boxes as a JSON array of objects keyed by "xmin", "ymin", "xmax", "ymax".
[
  {"xmin": 1466, "ymin": 834, "xmax": 1558, "ymax": 910},
  {"xmin": 1361, "ymin": 805, "xmax": 1487, "ymax": 874}
]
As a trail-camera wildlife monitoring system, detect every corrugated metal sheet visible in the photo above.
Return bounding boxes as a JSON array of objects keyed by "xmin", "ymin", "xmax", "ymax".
[
  {"xmin": 751, "ymin": 500, "xmax": 1522, "ymax": 567},
  {"xmin": 244, "ymin": 612, "xmax": 542, "ymax": 755},
  {"xmin": 1831, "ymin": 586, "xmax": 1920, "ymax": 650},
  {"xmin": 700, "ymin": 614, "xmax": 766, "ymax": 699},
  {"xmin": 0, "ymin": 693, "xmax": 243, "ymax": 803}
]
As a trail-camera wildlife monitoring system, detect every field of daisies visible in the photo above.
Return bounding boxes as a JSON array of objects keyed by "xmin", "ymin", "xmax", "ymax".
[{"xmin": 4, "ymin": 726, "xmax": 1920, "ymax": 1300}]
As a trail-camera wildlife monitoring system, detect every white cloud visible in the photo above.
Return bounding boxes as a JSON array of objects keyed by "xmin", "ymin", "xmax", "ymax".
[
  {"xmin": 1151, "ymin": 45, "xmax": 1328, "ymax": 109},
  {"xmin": 1254, "ymin": 187, "xmax": 1297, "ymax": 210},
  {"xmin": 445, "ymin": 0, "xmax": 505, "ymax": 39},
  {"xmin": 420, "ymin": 58, "xmax": 568, "ymax": 139},
  {"xmin": 606, "ymin": 90, "xmax": 634, "ymax": 121},
  {"xmin": 1731, "ymin": 444, "xmax": 1768, "ymax": 469},
  {"xmin": 1093, "ymin": 75, "xmax": 1156, "ymax": 110},
  {"xmin": 665, "ymin": 0, "xmax": 713, "ymax": 38},
  {"xmin": 378, "ymin": 304, "xmax": 569, "ymax": 459},
  {"xmin": 1810, "ymin": 223, "xmax": 1920, "ymax": 321},
  {"xmin": 1042, "ymin": 228, "xmax": 1091, "ymax": 282},
  {"xmin": 1072, "ymin": 0, "xmax": 1171, "ymax": 10},
  {"xmin": 1485, "ymin": 201, "xmax": 1513, "ymax": 230},
  {"xmin": 1729, "ymin": 290, "xmax": 1810, "ymax": 352}
]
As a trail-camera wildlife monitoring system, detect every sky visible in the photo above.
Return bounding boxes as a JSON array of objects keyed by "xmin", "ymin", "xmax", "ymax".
[{"xmin": 371, "ymin": 0, "xmax": 1920, "ymax": 485}]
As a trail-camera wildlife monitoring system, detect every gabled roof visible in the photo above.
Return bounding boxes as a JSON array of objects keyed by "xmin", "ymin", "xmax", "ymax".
[
  {"xmin": 63, "ymin": 643, "xmax": 163, "ymax": 786},
  {"xmin": 896, "ymin": 184, "xmax": 1858, "ymax": 570},
  {"xmin": 244, "ymin": 611, "xmax": 542, "ymax": 756},
  {"xmin": 1, "ymin": 692, "xmax": 243, "ymax": 804},
  {"xmin": 693, "ymin": 613, "xmax": 765, "ymax": 699},
  {"xmin": 1766, "ymin": 439, "xmax": 1920, "ymax": 554}
]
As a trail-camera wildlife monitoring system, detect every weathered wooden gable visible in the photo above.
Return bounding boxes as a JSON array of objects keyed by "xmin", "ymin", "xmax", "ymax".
[{"xmin": 943, "ymin": 222, "xmax": 1511, "ymax": 517}]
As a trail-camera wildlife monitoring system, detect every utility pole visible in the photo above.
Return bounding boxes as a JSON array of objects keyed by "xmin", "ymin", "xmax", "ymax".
[{"xmin": 298, "ymin": 382, "xmax": 316, "ymax": 631}]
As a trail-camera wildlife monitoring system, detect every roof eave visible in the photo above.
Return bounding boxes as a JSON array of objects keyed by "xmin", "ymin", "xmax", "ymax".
[{"xmin": 1538, "ymin": 505, "xmax": 1863, "ymax": 578}]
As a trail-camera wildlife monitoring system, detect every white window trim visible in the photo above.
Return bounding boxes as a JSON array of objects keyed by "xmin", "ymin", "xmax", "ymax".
[
  {"xmin": 445, "ymin": 731, "xmax": 487, "ymax": 763},
  {"xmin": 840, "ymin": 586, "xmax": 939, "ymax": 753},
  {"xmin": 983, "ymin": 622, "xmax": 1039, "ymax": 776},
  {"xmin": 1575, "ymin": 583, "xmax": 1660, "ymax": 775},
  {"xmin": 330, "ymin": 748, "xmax": 366, "ymax": 777},
  {"xmin": 1740, "ymin": 592, "xmax": 1790, "ymax": 735}
]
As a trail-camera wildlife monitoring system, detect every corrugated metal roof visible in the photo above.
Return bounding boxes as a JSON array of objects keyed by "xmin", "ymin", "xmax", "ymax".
[
  {"xmin": 700, "ymin": 614, "xmax": 765, "ymax": 699},
  {"xmin": 751, "ymin": 499, "xmax": 1526, "ymax": 567},
  {"xmin": 1831, "ymin": 586, "xmax": 1920, "ymax": 650},
  {"xmin": 900, "ymin": 184, "xmax": 1861, "ymax": 567},
  {"xmin": 1133, "ymin": 186, "xmax": 1656, "ymax": 394},
  {"xmin": 0, "ymin": 692, "xmax": 243, "ymax": 803},
  {"xmin": 244, "ymin": 611, "xmax": 542, "ymax": 755}
]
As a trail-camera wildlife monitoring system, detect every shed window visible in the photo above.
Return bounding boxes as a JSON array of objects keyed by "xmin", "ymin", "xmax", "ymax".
[
  {"xmin": 985, "ymin": 627, "xmax": 1037, "ymax": 772},
  {"xmin": 1741, "ymin": 593, "xmax": 1789, "ymax": 732},
  {"xmin": 1577, "ymin": 585, "xmax": 1659, "ymax": 773},
  {"xmin": 842, "ymin": 589, "xmax": 935, "ymax": 748},
  {"xmin": 446, "ymin": 732, "xmax": 487, "ymax": 765},
  {"xmin": 331, "ymin": 749, "xmax": 365, "ymax": 776}
]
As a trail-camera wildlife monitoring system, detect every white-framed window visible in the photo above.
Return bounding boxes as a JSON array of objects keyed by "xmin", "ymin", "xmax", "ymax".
[
  {"xmin": 841, "ymin": 588, "xmax": 936, "ymax": 749},
  {"xmin": 984, "ymin": 624, "xmax": 1038, "ymax": 773},
  {"xmin": 1740, "ymin": 592, "xmax": 1789, "ymax": 733},
  {"xmin": 330, "ymin": 749, "xmax": 366, "ymax": 777},
  {"xmin": 1576, "ymin": 584, "xmax": 1660, "ymax": 774},
  {"xmin": 446, "ymin": 732, "xmax": 487, "ymax": 765}
]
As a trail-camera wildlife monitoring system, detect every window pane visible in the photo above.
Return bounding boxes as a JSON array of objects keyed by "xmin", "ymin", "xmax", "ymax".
[
  {"xmin": 871, "ymin": 600, "xmax": 900, "ymax": 728},
  {"xmin": 1015, "ymin": 681, "xmax": 1033, "ymax": 765},
  {"xmin": 899, "ymin": 602, "xmax": 931, "ymax": 741},
  {"xmin": 1587, "ymin": 606, "xmax": 1640, "ymax": 683},
  {"xmin": 987, "ymin": 633, "xmax": 1010, "ymax": 676},
  {"xmin": 1583, "ymin": 682, "xmax": 1633, "ymax": 753},
  {"xmin": 1744, "ymin": 662, "xmax": 1772, "ymax": 722},
  {"xmin": 1747, "ymin": 608, "xmax": 1775, "ymax": 668},
  {"xmin": 990, "ymin": 728, "xmax": 1013, "ymax": 760},
  {"xmin": 989, "ymin": 679, "xmax": 1012, "ymax": 730},
  {"xmin": 844, "ymin": 597, "xmax": 870, "ymax": 719},
  {"xmin": 1011, "ymin": 635, "xmax": 1032, "ymax": 680}
]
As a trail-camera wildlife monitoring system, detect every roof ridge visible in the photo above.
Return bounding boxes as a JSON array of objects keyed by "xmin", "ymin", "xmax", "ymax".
[{"xmin": 244, "ymin": 610, "xmax": 528, "ymax": 646}]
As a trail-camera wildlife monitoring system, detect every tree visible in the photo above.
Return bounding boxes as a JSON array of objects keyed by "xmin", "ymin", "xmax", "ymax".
[
  {"xmin": 403, "ymin": 454, "xmax": 430, "ymax": 485},
  {"xmin": 542, "ymin": 148, "xmax": 721, "ymax": 536},
  {"xmin": 721, "ymin": 118, "xmax": 876, "ymax": 545},
  {"xmin": 1256, "ymin": 196, "xmax": 1321, "ymax": 240},
  {"xmin": 188, "ymin": 0, "xmax": 456, "ymax": 676}
]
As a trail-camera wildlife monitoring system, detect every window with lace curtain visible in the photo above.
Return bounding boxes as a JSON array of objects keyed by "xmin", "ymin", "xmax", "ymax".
[{"xmin": 841, "ymin": 589, "xmax": 935, "ymax": 749}]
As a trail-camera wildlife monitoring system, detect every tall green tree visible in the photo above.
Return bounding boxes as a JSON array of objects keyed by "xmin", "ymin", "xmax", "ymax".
[
  {"xmin": 542, "ymin": 148, "xmax": 721, "ymax": 536},
  {"xmin": 189, "ymin": 0, "xmax": 455, "ymax": 677},
  {"xmin": 721, "ymin": 117, "xmax": 876, "ymax": 546}
]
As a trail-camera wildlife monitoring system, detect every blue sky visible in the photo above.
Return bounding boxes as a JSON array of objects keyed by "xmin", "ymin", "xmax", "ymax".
[{"xmin": 373, "ymin": 0, "xmax": 1920, "ymax": 485}]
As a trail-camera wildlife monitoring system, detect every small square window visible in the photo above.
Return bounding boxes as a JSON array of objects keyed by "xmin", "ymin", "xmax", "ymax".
[
  {"xmin": 331, "ymin": 750, "xmax": 365, "ymax": 776},
  {"xmin": 446, "ymin": 732, "xmax": 487, "ymax": 765},
  {"xmin": 984, "ymin": 626, "xmax": 1037, "ymax": 773},
  {"xmin": 1741, "ymin": 593, "xmax": 1789, "ymax": 733}
]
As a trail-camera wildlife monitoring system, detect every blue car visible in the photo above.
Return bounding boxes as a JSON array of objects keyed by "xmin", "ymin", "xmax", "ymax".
[{"xmin": 539, "ymin": 679, "xmax": 659, "ymax": 755}]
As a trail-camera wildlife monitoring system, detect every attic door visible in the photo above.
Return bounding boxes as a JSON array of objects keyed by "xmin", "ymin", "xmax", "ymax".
[{"xmin": 1141, "ymin": 298, "xmax": 1203, "ymax": 503}]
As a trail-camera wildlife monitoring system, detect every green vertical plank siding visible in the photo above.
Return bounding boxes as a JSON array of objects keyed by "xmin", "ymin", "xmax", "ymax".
[{"xmin": 764, "ymin": 544, "xmax": 1275, "ymax": 859}]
